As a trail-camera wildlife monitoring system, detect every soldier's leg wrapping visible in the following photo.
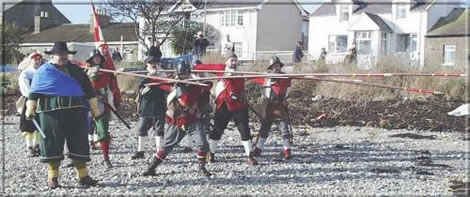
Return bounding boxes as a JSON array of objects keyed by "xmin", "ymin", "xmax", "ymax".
[
  {"xmin": 278, "ymin": 120, "xmax": 291, "ymax": 150},
  {"xmin": 64, "ymin": 108, "xmax": 91, "ymax": 162},
  {"xmin": 38, "ymin": 110, "xmax": 66, "ymax": 163},
  {"xmin": 256, "ymin": 120, "xmax": 273, "ymax": 151},
  {"xmin": 94, "ymin": 109, "xmax": 111, "ymax": 142},
  {"xmin": 135, "ymin": 117, "xmax": 155, "ymax": 152},
  {"xmin": 154, "ymin": 112, "xmax": 166, "ymax": 151},
  {"xmin": 211, "ymin": 104, "xmax": 232, "ymax": 141},
  {"xmin": 209, "ymin": 105, "xmax": 232, "ymax": 153},
  {"xmin": 158, "ymin": 123, "xmax": 187, "ymax": 158},
  {"xmin": 187, "ymin": 120, "xmax": 211, "ymax": 176},
  {"xmin": 144, "ymin": 123, "xmax": 186, "ymax": 176},
  {"xmin": 72, "ymin": 160, "xmax": 89, "ymax": 179},
  {"xmin": 233, "ymin": 108, "xmax": 254, "ymax": 156},
  {"xmin": 188, "ymin": 120, "xmax": 210, "ymax": 155},
  {"xmin": 20, "ymin": 105, "xmax": 37, "ymax": 150}
]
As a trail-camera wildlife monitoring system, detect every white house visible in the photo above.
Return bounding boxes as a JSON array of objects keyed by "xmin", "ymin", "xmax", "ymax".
[
  {"xmin": 308, "ymin": 0, "xmax": 458, "ymax": 69},
  {"xmin": 139, "ymin": 0, "xmax": 309, "ymax": 62}
]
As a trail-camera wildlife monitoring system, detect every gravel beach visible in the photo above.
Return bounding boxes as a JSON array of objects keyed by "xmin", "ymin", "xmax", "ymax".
[{"xmin": 1, "ymin": 116, "xmax": 468, "ymax": 195}]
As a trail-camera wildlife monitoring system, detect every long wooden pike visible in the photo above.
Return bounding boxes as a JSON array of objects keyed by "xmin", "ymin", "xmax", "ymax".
[
  {"xmin": 94, "ymin": 68, "xmax": 208, "ymax": 87},
  {"xmin": 129, "ymin": 69, "xmax": 263, "ymax": 75},
  {"xmin": 143, "ymin": 72, "xmax": 467, "ymax": 86},
  {"xmin": 299, "ymin": 76, "xmax": 444, "ymax": 95},
  {"xmin": 126, "ymin": 69, "xmax": 467, "ymax": 78},
  {"xmin": 339, "ymin": 72, "xmax": 467, "ymax": 78}
]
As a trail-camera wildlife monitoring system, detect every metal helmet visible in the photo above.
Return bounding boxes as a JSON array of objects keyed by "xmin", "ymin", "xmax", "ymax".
[
  {"xmin": 86, "ymin": 49, "xmax": 105, "ymax": 64},
  {"xmin": 176, "ymin": 61, "xmax": 191, "ymax": 77},
  {"xmin": 268, "ymin": 56, "xmax": 284, "ymax": 70}
]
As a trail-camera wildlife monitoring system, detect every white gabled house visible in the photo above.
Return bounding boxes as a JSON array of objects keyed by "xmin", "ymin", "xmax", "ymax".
[
  {"xmin": 308, "ymin": 0, "xmax": 458, "ymax": 69},
  {"xmin": 139, "ymin": 0, "xmax": 309, "ymax": 62}
]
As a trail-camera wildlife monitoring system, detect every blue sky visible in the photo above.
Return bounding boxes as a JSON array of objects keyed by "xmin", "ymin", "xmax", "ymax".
[
  {"xmin": 53, "ymin": 0, "xmax": 324, "ymax": 24},
  {"xmin": 54, "ymin": 0, "xmax": 469, "ymax": 24}
]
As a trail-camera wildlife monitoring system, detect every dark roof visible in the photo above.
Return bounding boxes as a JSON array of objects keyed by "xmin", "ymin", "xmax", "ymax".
[
  {"xmin": 352, "ymin": 0, "xmax": 392, "ymax": 14},
  {"xmin": 311, "ymin": 3, "xmax": 336, "ymax": 16},
  {"xmin": 365, "ymin": 12, "xmax": 393, "ymax": 32},
  {"xmin": 427, "ymin": 8, "xmax": 469, "ymax": 37},
  {"xmin": 23, "ymin": 23, "xmax": 138, "ymax": 43},
  {"xmin": 2, "ymin": 0, "xmax": 70, "ymax": 32},
  {"xmin": 312, "ymin": 0, "xmax": 432, "ymax": 16}
]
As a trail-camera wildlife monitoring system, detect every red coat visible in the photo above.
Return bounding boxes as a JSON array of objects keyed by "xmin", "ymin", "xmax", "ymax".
[
  {"xmin": 74, "ymin": 60, "xmax": 122, "ymax": 108},
  {"xmin": 165, "ymin": 84, "xmax": 211, "ymax": 127},
  {"xmin": 252, "ymin": 77, "xmax": 291, "ymax": 97},
  {"xmin": 194, "ymin": 64, "xmax": 248, "ymax": 112}
]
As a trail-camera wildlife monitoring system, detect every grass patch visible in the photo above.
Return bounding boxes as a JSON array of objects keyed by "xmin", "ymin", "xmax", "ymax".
[{"xmin": 243, "ymin": 57, "xmax": 467, "ymax": 102}]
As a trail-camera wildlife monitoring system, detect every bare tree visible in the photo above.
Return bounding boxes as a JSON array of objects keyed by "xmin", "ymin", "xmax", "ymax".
[
  {"xmin": 0, "ymin": 23, "xmax": 27, "ymax": 64},
  {"xmin": 105, "ymin": 0, "xmax": 204, "ymax": 52}
]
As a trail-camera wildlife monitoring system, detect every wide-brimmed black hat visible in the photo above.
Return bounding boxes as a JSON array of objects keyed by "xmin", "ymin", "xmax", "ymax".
[
  {"xmin": 45, "ymin": 41, "xmax": 77, "ymax": 55},
  {"xmin": 144, "ymin": 55, "xmax": 161, "ymax": 64},
  {"xmin": 267, "ymin": 56, "xmax": 284, "ymax": 70},
  {"xmin": 86, "ymin": 49, "xmax": 105, "ymax": 64}
]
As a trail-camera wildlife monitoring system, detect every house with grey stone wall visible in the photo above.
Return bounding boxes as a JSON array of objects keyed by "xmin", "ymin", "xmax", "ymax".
[{"xmin": 425, "ymin": 8, "xmax": 469, "ymax": 68}]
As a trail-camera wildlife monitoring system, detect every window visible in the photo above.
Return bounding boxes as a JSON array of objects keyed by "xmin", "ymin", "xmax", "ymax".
[
  {"xmin": 220, "ymin": 12, "xmax": 225, "ymax": 26},
  {"xmin": 395, "ymin": 4, "xmax": 407, "ymax": 19},
  {"xmin": 443, "ymin": 45, "xmax": 456, "ymax": 66},
  {"xmin": 230, "ymin": 10, "xmax": 236, "ymax": 25},
  {"xmin": 381, "ymin": 32, "xmax": 389, "ymax": 55},
  {"xmin": 409, "ymin": 34, "xmax": 417, "ymax": 52},
  {"xmin": 328, "ymin": 35, "xmax": 348, "ymax": 53},
  {"xmin": 233, "ymin": 42, "xmax": 243, "ymax": 57},
  {"xmin": 220, "ymin": 10, "xmax": 243, "ymax": 26},
  {"xmin": 339, "ymin": 5, "xmax": 349, "ymax": 22},
  {"xmin": 237, "ymin": 11, "xmax": 244, "ymax": 25},
  {"xmin": 397, "ymin": 34, "xmax": 417, "ymax": 52},
  {"xmin": 355, "ymin": 31, "xmax": 371, "ymax": 55}
]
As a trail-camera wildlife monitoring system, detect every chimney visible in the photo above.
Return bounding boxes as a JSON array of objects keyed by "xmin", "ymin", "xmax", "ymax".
[
  {"xmin": 34, "ymin": 15, "xmax": 41, "ymax": 34},
  {"xmin": 90, "ymin": 8, "xmax": 112, "ymax": 33}
]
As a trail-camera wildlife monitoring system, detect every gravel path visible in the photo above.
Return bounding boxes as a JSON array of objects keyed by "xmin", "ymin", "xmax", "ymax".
[{"xmin": 1, "ymin": 116, "xmax": 468, "ymax": 195}]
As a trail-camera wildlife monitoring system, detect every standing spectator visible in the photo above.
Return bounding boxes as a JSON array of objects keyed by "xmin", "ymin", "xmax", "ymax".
[
  {"xmin": 111, "ymin": 47, "xmax": 122, "ymax": 62},
  {"xmin": 319, "ymin": 47, "xmax": 327, "ymax": 64},
  {"xmin": 147, "ymin": 41, "xmax": 163, "ymax": 61},
  {"xmin": 193, "ymin": 31, "xmax": 210, "ymax": 60},
  {"xmin": 343, "ymin": 45, "xmax": 357, "ymax": 65},
  {"xmin": 293, "ymin": 41, "xmax": 304, "ymax": 63}
]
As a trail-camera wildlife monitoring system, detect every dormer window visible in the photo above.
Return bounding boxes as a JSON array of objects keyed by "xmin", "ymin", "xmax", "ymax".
[
  {"xmin": 339, "ymin": 5, "xmax": 349, "ymax": 22},
  {"xmin": 395, "ymin": 4, "xmax": 408, "ymax": 19}
]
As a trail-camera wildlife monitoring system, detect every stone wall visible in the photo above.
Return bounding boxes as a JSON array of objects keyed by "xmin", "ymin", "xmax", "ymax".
[{"xmin": 424, "ymin": 36, "xmax": 469, "ymax": 68}]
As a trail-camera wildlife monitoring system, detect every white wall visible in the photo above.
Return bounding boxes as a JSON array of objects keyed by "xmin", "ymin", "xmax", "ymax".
[
  {"xmin": 202, "ymin": 9, "xmax": 258, "ymax": 60},
  {"xmin": 308, "ymin": 14, "xmax": 354, "ymax": 63}
]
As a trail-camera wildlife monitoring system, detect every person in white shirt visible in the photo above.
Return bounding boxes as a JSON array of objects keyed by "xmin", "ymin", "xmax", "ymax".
[{"xmin": 17, "ymin": 51, "xmax": 44, "ymax": 157}]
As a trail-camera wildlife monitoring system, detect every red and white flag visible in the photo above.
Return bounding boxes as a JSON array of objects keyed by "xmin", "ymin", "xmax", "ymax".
[{"xmin": 91, "ymin": 1, "xmax": 122, "ymax": 108}]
